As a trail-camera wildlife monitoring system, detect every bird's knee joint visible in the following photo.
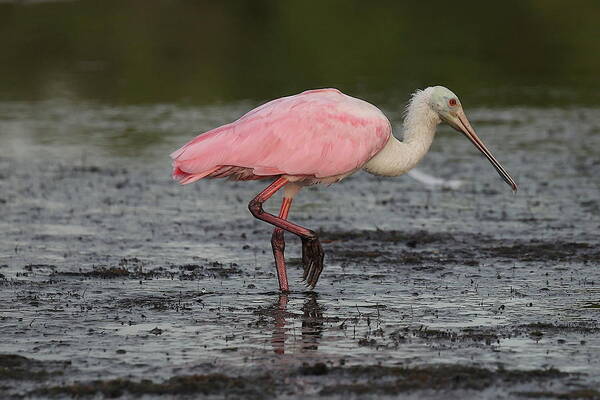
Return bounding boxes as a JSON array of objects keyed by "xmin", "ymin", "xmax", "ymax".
[{"xmin": 248, "ymin": 199, "xmax": 263, "ymax": 216}]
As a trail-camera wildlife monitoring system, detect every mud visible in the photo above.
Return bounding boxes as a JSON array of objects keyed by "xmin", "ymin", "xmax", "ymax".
[
  {"xmin": 21, "ymin": 363, "xmax": 579, "ymax": 399},
  {"xmin": 1, "ymin": 101, "xmax": 599, "ymax": 399}
]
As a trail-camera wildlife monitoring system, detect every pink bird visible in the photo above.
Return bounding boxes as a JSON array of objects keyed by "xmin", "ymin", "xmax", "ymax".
[{"xmin": 171, "ymin": 87, "xmax": 517, "ymax": 292}]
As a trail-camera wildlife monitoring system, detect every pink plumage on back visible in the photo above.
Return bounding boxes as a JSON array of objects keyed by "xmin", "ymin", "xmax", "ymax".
[{"xmin": 171, "ymin": 88, "xmax": 391, "ymax": 183}]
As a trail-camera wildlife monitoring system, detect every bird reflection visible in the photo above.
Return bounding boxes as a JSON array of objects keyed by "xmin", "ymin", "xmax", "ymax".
[
  {"xmin": 300, "ymin": 293, "xmax": 323, "ymax": 351},
  {"xmin": 271, "ymin": 293, "xmax": 324, "ymax": 354},
  {"xmin": 271, "ymin": 293, "xmax": 288, "ymax": 355}
]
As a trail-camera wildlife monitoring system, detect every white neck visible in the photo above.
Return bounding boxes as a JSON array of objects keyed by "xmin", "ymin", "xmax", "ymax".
[{"xmin": 364, "ymin": 88, "xmax": 441, "ymax": 177}]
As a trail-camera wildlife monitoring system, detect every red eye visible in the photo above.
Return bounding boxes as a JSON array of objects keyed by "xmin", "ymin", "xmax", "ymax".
[{"xmin": 449, "ymin": 98, "xmax": 457, "ymax": 106}]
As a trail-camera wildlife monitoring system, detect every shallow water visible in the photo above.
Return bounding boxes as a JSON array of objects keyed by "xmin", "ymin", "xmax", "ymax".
[
  {"xmin": 1, "ymin": 1, "xmax": 600, "ymax": 398},
  {"xmin": 1, "ymin": 97, "xmax": 599, "ymax": 398}
]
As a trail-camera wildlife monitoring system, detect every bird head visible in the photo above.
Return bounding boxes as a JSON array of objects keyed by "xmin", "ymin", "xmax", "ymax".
[{"xmin": 428, "ymin": 86, "xmax": 517, "ymax": 192}]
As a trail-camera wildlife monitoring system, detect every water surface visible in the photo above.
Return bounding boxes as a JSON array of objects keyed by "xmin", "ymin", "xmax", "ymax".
[{"xmin": 1, "ymin": 1, "xmax": 599, "ymax": 399}]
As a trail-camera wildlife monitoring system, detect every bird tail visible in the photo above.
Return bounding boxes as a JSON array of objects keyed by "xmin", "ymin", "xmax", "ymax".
[
  {"xmin": 171, "ymin": 165, "xmax": 219, "ymax": 185},
  {"xmin": 170, "ymin": 124, "xmax": 233, "ymax": 185}
]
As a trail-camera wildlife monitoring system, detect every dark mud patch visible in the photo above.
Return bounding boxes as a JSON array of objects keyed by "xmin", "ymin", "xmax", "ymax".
[
  {"xmin": 116, "ymin": 293, "xmax": 203, "ymax": 312},
  {"xmin": 23, "ymin": 264, "xmax": 57, "ymax": 273},
  {"xmin": 318, "ymin": 364, "xmax": 569, "ymax": 396},
  {"xmin": 322, "ymin": 229, "xmax": 600, "ymax": 264},
  {"xmin": 178, "ymin": 261, "xmax": 245, "ymax": 279},
  {"xmin": 386, "ymin": 322, "xmax": 600, "ymax": 349},
  {"xmin": 515, "ymin": 323, "xmax": 600, "ymax": 336},
  {"xmin": 389, "ymin": 327, "xmax": 499, "ymax": 345},
  {"xmin": 488, "ymin": 241, "xmax": 599, "ymax": 263},
  {"xmin": 516, "ymin": 389, "xmax": 600, "ymax": 399},
  {"xmin": 0, "ymin": 354, "xmax": 70, "ymax": 381},
  {"xmin": 50, "ymin": 260, "xmax": 244, "ymax": 280},
  {"xmin": 329, "ymin": 248, "xmax": 473, "ymax": 266},
  {"xmin": 33, "ymin": 374, "xmax": 274, "ymax": 399},
  {"xmin": 27, "ymin": 364, "xmax": 576, "ymax": 399},
  {"xmin": 320, "ymin": 229, "xmax": 461, "ymax": 246},
  {"xmin": 54, "ymin": 266, "xmax": 131, "ymax": 279}
]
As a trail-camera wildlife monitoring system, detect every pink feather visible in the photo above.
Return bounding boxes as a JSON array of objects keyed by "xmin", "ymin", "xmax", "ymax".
[{"xmin": 170, "ymin": 88, "xmax": 391, "ymax": 184}]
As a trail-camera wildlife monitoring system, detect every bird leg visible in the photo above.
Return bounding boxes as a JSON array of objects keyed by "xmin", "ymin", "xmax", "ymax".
[
  {"xmin": 271, "ymin": 197, "xmax": 293, "ymax": 291},
  {"xmin": 301, "ymin": 238, "xmax": 324, "ymax": 287},
  {"xmin": 248, "ymin": 177, "xmax": 324, "ymax": 289}
]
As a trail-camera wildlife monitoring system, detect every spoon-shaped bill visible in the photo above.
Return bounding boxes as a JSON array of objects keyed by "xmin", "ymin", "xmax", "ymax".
[{"xmin": 454, "ymin": 111, "xmax": 518, "ymax": 192}]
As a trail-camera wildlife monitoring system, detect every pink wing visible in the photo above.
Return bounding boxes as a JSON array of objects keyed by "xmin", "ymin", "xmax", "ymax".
[{"xmin": 171, "ymin": 89, "xmax": 391, "ymax": 184}]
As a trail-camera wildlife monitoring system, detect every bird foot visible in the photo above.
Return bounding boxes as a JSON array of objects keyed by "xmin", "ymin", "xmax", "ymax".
[{"xmin": 301, "ymin": 237, "xmax": 324, "ymax": 289}]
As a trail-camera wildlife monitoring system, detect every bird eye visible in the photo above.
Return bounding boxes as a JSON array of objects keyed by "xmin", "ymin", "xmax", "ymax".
[{"xmin": 448, "ymin": 98, "xmax": 457, "ymax": 107}]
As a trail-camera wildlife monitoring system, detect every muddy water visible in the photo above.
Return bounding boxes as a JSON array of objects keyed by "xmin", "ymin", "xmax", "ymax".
[{"xmin": 1, "ymin": 100, "xmax": 599, "ymax": 399}]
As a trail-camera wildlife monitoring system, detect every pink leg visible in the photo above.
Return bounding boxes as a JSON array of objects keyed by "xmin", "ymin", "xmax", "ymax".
[
  {"xmin": 248, "ymin": 178, "xmax": 324, "ymax": 290},
  {"xmin": 271, "ymin": 197, "xmax": 293, "ymax": 291}
]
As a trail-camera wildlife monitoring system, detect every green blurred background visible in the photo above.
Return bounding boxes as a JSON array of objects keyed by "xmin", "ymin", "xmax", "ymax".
[{"xmin": 1, "ymin": 0, "xmax": 599, "ymax": 107}]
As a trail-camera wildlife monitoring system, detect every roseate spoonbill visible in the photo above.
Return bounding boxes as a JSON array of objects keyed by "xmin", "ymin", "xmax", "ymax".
[{"xmin": 171, "ymin": 86, "xmax": 517, "ymax": 291}]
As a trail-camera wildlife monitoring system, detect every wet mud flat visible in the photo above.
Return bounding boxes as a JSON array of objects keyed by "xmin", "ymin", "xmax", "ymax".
[{"xmin": 1, "ymin": 103, "xmax": 600, "ymax": 398}]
